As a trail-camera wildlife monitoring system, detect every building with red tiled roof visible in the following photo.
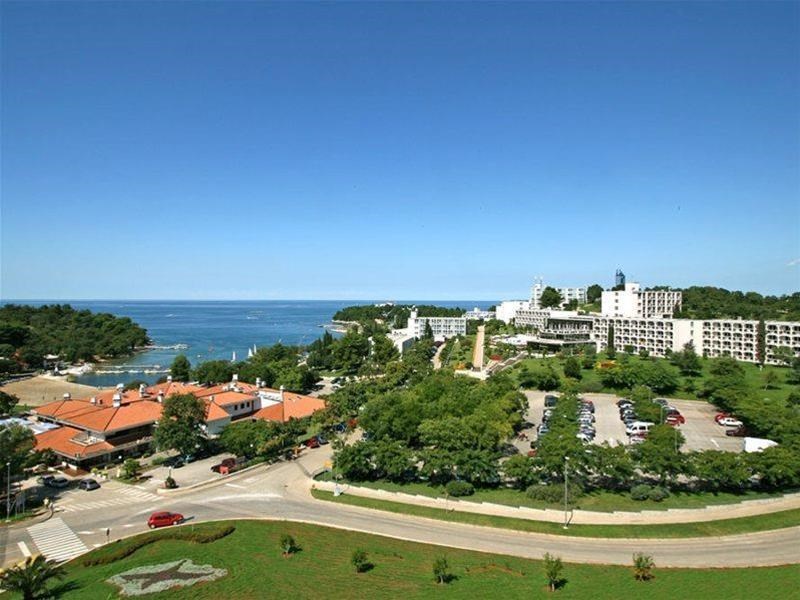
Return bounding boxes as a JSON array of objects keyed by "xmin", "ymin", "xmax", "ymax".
[{"xmin": 31, "ymin": 375, "xmax": 326, "ymax": 466}]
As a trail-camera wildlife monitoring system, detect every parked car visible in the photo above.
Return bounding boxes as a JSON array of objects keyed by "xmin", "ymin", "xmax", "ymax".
[
  {"xmin": 616, "ymin": 398, "xmax": 631, "ymax": 407},
  {"xmin": 652, "ymin": 398, "xmax": 669, "ymax": 407},
  {"xmin": 665, "ymin": 414, "xmax": 685, "ymax": 426},
  {"xmin": 629, "ymin": 434, "xmax": 647, "ymax": 445},
  {"xmin": 626, "ymin": 422, "xmax": 654, "ymax": 436},
  {"xmin": 304, "ymin": 437, "xmax": 320, "ymax": 449},
  {"xmin": 315, "ymin": 434, "xmax": 329, "ymax": 445},
  {"xmin": 544, "ymin": 394, "xmax": 559, "ymax": 408},
  {"xmin": 718, "ymin": 417, "xmax": 744, "ymax": 428},
  {"xmin": 726, "ymin": 425, "xmax": 748, "ymax": 437},
  {"xmin": 46, "ymin": 476, "xmax": 70, "ymax": 489},
  {"xmin": 211, "ymin": 457, "xmax": 244, "ymax": 473},
  {"xmin": 37, "ymin": 474, "xmax": 55, "ymax": 486},
  {"xmin": 78, "ymin": 478, "xmax": 100, "ymax": 491},
  {"xmin": 147, "ymin": 511, "xmax": 184, "ymax": 529},
  {"xmin": 163, "ymin": 455, "xmax": 185, "ymax": 469},
  {"xmin": 714, "ymin": 412, "xmax": 732, "ymax": 423}
]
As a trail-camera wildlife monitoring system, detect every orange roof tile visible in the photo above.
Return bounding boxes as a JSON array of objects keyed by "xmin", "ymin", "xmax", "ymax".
[
  {"xmin": 204, "ymin": 401, "xmax": 230, "ymax": 422},
  {"xmin": 34, "ymin": 426, "xmax": 114, "ymax": 458},
  {"xmin": 251, "ymin": 392, "xmax": 326, "ymax": 423}
]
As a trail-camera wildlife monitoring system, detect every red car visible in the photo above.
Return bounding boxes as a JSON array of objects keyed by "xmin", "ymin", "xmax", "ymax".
[
  {"xmin": 714, "ymin": 412, "xmax": 731, "ymax": 423},
  {"xmin": 304, "ymin": 437, "xmax": 320, "ymax": 449},
  {"xmin": 665, "ymin": 414, "xmax": 685, "ymax": 426},
  {"xmin": 147, "ymin": 511, "xmax": 184, "ymax": 529}
]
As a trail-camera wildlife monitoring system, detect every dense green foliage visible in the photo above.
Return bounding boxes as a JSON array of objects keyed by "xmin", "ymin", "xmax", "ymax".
[
  {"xmin": 0, "ymin": 554, "xmax": 65, "ymax": 600},
  {"xmin": 334, "ymin": 373, "xmax": 525, "ymax": 486},
  {"xmin": 1, "ymin": 423, "xmax": 36, "ymax": 491},
  {"xmin": 0, "ymin": 304, "xmax": 148, "ymax": 373},
  {"xmin": 675, "ymin": 287, "xmax": 800, "ymax": 321},
  {"xmin": 153, "ymin": 393, "xmax": 208, "ymax": 458},
  {"xmin": 306, "ymin": 329, "xmax": 399, "ymax": 375},
  {"xmin": 218, "ymin": 418, "xmax": 304, "ymax": 460},
  {"xmin": 333, "ymin": 304, "xmax": 465, "ymax": 329}
]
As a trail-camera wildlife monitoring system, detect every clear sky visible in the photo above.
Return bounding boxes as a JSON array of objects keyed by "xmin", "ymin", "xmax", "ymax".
[{"xmin": 1, "ymin": 1, "xmax": 798, "ymax": 301}]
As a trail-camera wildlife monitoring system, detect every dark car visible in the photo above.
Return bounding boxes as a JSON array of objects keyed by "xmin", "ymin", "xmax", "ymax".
[
  {"xmin": 305, "ymin": 437, "xmax": 320, "ymax": 449},
  {"xmin": 726, "ymin": 425, "xmax": 748, "ymax": 437},
  {"xmin": 164, "ymin": 456, "xmax": 185, "ymax": 469},
  {"xmin": 37, "ymin": 474, "xmax": 55, "ymax": 486},
  {"xmin": 78, "ymin": 478, "xmax": 100, "ymax": 491},
  {"xmin": 211, "ymin": 458, "xmax": 239, "ymax": 473},
  {"xmin": 544, "ymin": 395, "xmax": 559, "ymax": 408},
  {"xmin": 315, "ymin": 434, "xmax": 329, "ymax": 445},
  {"xmin": 147, "ymin": 511, "xmax": 184, "ymax": 529}
]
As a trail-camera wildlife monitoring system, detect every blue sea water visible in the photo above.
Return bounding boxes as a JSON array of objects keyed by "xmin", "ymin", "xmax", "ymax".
[{"xmin": 3, "ymin": 300, "xmax": 492, "ymax": 387}]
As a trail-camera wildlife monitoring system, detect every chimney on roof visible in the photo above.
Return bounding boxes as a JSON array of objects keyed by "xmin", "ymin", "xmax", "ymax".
[
  {"xmin": 116, "ymin": 383, "xmax": 124, "ymax": 391},
  {"xmin": 157, "ymin": 392, "xmax": 164, "ymax": 403},
  {"xmin": 112, "ymin": 393, "xmax": 122, "ymax": 408},
  {"xmin": 232, "ymin": 374, "xmax": 238, "ymax": 383},
  {"xmin": 139, "ymin": 383, "xmax": 146, "ymax": 398},
  {"xmin": 210, "ymin": 395, "xmax": 215, "ymax": 403},
  {"xmin": 167, "ymin": 375, "xmax": 173, "ymax": 383},
  {"xmin": 90, "ymin": 396, "xmax": 97, "ymax": 405},
  {"xmin": 255, "ymin": 377, "xmax": 261, "ymax": 388},
  {"xmin": 63, "ymin": 392, "xmax": 71, "ymax": 400},
  {"xmin": 279, "ymin": 385, "xmax": 285, "ymax": 402}
]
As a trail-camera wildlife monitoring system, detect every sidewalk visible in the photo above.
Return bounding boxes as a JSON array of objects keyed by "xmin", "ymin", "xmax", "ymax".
[{"xmin": 311, "ymin": 480, "xmax": 800, "ymax": 525}]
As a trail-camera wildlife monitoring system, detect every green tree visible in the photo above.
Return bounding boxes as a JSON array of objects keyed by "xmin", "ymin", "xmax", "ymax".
[
  {"xmin": 332, "ymin": 331, "xmax": 370, "ymax": 374},
  {"xmin": 690, "ymin": 450, "xmax": 751, "ymax": 492},
  {"xmin": 0, "ymin": 554, "xmax": 65, "ymax": 600},
  {"xmin": 587, "ymin": 284, "xmax": 603, "ymax": 303},
  {"xmin": 563, "ymin": 356, "xmax": 581, "ymax": 380},
  {"xmin": 543, "ymin": 552, "xmax": 564, "ymax": 592},
  {"xmin": 762, "ymin": 370, "xmax": 780, "ymax": 390},
  {"xmin": 192, "ymin": 360, "xmax": 234, "ymax": 384},
  {"xmin": 634, "ymin": 425, "xmax": 685, "ymax": 484},
  {"xmin": 351, "ymin": 549, "xmax": 371, "ymax": 573},
  {"xmin": 121, "ymin": 458, "xmax": 141, "ymax": 481},
  {"xmin": 0, "ymin": 391, "xmax": 19, "ymax": 416},
  {"xmin": 279, "ymin": 533, "xmax": 296, "ymax": 556},
  {"xmin": 757, "ymin": 319, "xmax": 766, "ymax": 366},
  {"xmin": 423, "ymin": 320, "xmax": 434, "ymax": 339},
  {"xmin": 1, "ymin": 424, "xmax": 35, "ymax": 490},
  {"xmin": 606, "ymin": 325, "xmax": 616, "ymax": 359},
  {"xmin": 154, "ymin": 393, "xmax": 207, "ymax": 458},
  {"xmin": 539, "ymin": 287, "xmax": 563, "ymax": 309},
  {"xmin": 670, "ymin": 342, "xmax": 702, "ymax": 376},
  {"xmin": 632, "ymin": 553, "xmax": 655, "ymax": 581},
  {"xmin": 770, "ymin": 346, "xmax": 795, "ymax": 367},
  {"xmin": 432, "ymin": 556, "xmax": 451, "ymax": 584},
  {"xmin": 502, "ymin": 454, "xmax": 537, "ymax": 488},
  {"xmin": 219, "ymin": 420, "xmax": 273, "ymax": 458},
  {"xmin": 170, "ymin": 354, "xmax": 192, "ymax": 382}
]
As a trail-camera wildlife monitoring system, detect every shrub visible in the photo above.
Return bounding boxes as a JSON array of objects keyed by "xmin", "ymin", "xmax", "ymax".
[
  {"xmin": 81, "ymin": 523, "xmax": 235, "ymax": 566},
  {"xmin": 630, "ymin": 484, "xmax": 652, "ymax": 501},
  {"xmin": 579, "ymin": 379, "xmax": 603, "ymax": 393},
  {"xmin": 163, "ymin": 476, "xmax": 178, "ymax": 489},
  {"xmin": 633, "ymin": 552, "xmax": 655, "ymax": 581},
  {"xmin": 280, "ymin": 533, "xmax": 296, "ymax": 556},
  {"xmin": 121, "ymin": 459, "xmax": 141, "ymax": 481},
  {"xmin": 648, "ymin": 486, "xmax": 670, "ymax": 502},
  {"xmin": 543, "ymin": 552, "xmax": 564, "ymax": 592},
  {"xmin": 150, "ymin": 456, "xmax": 167, "ymax": 466},
  {"xmin": 445, "ymin": 480, "xmax": 475, "ymax": 497},
  {"xmin": 527, "ymin": 482, "xmax": 583, "ymax": 504},
  {"xmin": 432, "ymin": 556, "xmax": 451, "ymax": 584},
  {"xmin": 351, "ymin": 548, "xmax": 371, "ymax": 573}
]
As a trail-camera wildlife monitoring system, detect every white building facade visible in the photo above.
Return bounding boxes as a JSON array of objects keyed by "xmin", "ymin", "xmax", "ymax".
[
  {"xmin": 601, "ymin": 283, "xmax": 682, "ymax": 318},
  {"xmin": 406, "ymin": 310, "xmax": 467, "ymax": 342},
  {"xmin": 496, "ymin": 300, "xmax": 529, "ymax": 324},
  {"xmin": 530, "ymin": 282, "xmax": 587, "ymax": 309}
]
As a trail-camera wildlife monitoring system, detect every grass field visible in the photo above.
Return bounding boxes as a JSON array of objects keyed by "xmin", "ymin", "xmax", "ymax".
[
  {"xmin": 316, "ymin": 474, "xmax": 790, "ymax": 513},
  {"xmin": 39, "ymin": 520, "xmax": 799, "ymax": 599},
  {"xmin": 312, "ymin": 489, "xmax": 800, "ymax": 539}
]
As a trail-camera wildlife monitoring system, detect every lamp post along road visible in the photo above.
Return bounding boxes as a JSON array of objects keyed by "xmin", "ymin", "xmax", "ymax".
[
  {"xmin": 5, "ymin": 461, "xmax": 11, "ymax": 522},
  {"xmin": 563, "ymin": 456, "xmax": 570, "ymax": 529}
]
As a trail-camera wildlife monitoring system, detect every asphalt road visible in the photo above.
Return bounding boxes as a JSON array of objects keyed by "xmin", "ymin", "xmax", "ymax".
[{"xmin": 3, "ymin": 447, "xmax": 799, "ymax": 570}]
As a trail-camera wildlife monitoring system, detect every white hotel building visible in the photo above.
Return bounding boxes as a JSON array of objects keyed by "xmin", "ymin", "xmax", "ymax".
[
  {"xmin": 513, "ymin": 283, "xmax": 800, "ymax": 365},
  {"xmin": 531, "ymin": 282, "xmax": 587, "ymax": 308},
  {"xmin": 405, "ymin": 309, "xmax": 467, "ymax": 342}
]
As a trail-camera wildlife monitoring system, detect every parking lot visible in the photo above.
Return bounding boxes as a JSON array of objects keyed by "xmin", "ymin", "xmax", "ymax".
[{"xmin": 521, "ymin": 391, "xmax": 743, "ymax": 453}]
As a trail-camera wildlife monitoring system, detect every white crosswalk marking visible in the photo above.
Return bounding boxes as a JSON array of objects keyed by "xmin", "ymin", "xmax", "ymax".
[
  {"xmin": 58, "ymin": 486, "xmax": 160, "ymax": 513},
  {"xmin": 27, "ymin": 518, "xmax": 88, "ymax": 563}
]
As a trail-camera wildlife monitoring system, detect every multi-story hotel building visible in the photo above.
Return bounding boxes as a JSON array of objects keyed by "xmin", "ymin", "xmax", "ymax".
[
  {"xmin": 601, "ymin": 283, "xmax": 682, "ymax": 318},
  {"xmin": 406, "ymin": 309, "xmax": 467, "ymax": 341},
  {"xmin": 530, "ymin": 281, "xmax": 587, "ymax": 308}
]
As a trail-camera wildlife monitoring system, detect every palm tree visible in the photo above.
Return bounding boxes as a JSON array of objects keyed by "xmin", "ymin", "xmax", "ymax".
[{"xmin": 0, "ymin": 554, "xmax": 65, "ymax": 600}]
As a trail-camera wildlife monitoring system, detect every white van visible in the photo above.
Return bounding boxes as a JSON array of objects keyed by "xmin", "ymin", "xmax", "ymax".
[{"xmin": 626, "ymin": 421, "xmax": 654, "ymax": 436}]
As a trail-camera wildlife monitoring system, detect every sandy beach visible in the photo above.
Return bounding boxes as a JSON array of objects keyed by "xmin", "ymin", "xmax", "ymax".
[{"xmin": 0, "ymin": 375, "xmax": 102, "ymax": 407}]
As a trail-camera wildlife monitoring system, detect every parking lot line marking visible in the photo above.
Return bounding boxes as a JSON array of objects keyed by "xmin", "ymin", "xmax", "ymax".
[
  {"xmin": 225, "ymin": 483, "xmax": 246, "ymax": 489},
  {"xmin": 123, "ymin": 524, "xmax": 136, "ymax": 528},
  {"xmin": 711, "ymin": 438, "xmax": 720, "ymax": 448},
  {"xmin": 17, "ymin": 541, "xmax": 31, "ymax": 557},
  {"xmin": 78, "ymin": 530, "xmax": 94, "ymax": 535}
]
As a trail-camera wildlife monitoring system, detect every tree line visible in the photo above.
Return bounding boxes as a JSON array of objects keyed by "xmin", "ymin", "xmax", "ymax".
[
  {"xmin": 332, "ymin": 304, "xmax": 465, "ymax": 330},
  {"xmin": 0, "ymin": 304, "xmax": 149, "ymax": 376}
]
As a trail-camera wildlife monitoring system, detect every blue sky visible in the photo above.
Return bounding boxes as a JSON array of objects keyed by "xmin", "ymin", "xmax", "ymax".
[{"xmin": 2, "ymin": 1, "xmax": 798, "ymax": 300}]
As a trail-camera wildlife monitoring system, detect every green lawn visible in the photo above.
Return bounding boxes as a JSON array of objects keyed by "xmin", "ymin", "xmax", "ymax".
[
  {"xmin": 315, "ymin": 472, "xmax": 790, "ymax": 512},
  {"xmin": 509, "ymin": 354, "xmax": 797, "ymax": 403},
  {"xmin": 36, "ymin": 520, "xmax": 799, "ymax": 599},
  {"xmin": 312, "ymin": 489, "xmax": 800, "ymax": 539}
]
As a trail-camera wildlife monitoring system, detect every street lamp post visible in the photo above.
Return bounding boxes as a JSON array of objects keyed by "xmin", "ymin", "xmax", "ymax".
[
  {"xmin": 5, "ymin": 461, "xmax": 11, "ymax": 523},
  {"xmin": 562, "ymin": 456, "xmax": 570, "ymax": 530}
]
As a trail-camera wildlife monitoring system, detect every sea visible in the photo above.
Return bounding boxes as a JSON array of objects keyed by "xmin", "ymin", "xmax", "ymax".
[{"xmin": 3, "ymin": 300, "xmax": 493, "ymax": 387}]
